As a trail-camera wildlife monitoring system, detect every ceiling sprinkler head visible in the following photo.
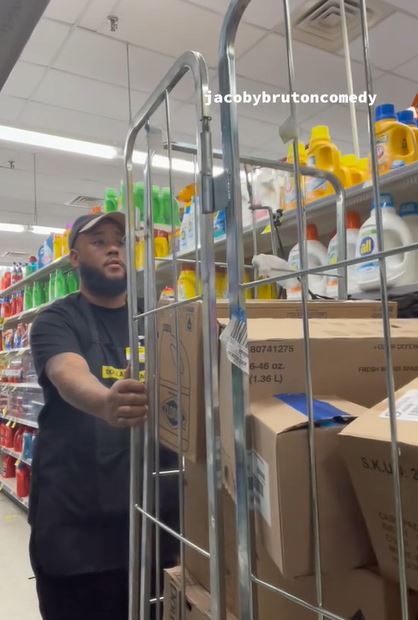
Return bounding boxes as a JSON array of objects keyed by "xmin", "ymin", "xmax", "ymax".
[
  {"xmin": 8, "ymin": 160, "xmax": 15, "ymax": 169},
  {"xmin": 107, "ymin": 15, "xmax": 119, "ymax": 32}
]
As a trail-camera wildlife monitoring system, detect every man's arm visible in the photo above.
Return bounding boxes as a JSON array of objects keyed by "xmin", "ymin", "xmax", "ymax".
[{"xmin": 46, "ymin": 352, "xmax": 147, "ymax": 428}]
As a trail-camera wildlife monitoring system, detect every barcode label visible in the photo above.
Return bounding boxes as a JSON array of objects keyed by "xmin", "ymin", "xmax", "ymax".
[
  {"xmin": 380, "ymin": 390, "xmax": 418, "ymax": 422},
  {"xmin": 220, "ymin": 312, "xmax": 249, "ymax": 374},
  {"xmin": 251, "ymin": 451, "xmax": 271, "ymax": 525}
]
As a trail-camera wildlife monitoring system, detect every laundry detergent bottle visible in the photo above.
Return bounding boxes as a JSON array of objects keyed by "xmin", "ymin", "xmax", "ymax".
[
  {"xmin": 356, "ymin": 193, "xmax": 414, "ymax": 291},
  {"xmin": 305, "ymin": 126, "xmax": 341, "ymax": 203},
  {"xmin": 340, "ymin": 154, "xmax": 367, "ymax": 188},
  {"xmin": 399, "ymin": 201, "xmax": 418, "ymax": 285},
  {"xmin": 372, "ymin": 104, "xmax": 417, "ymax": 175},
  {"xmin": 326, "ymin": 210, "xmax": 361, "ymax": 298},
  {"xmin": 283, "ymin": 141, "xmax": 307, "ymax": 211},
  {"xmin": 287, "ymin": 223, "xmax": 328, "ymax": 300}
]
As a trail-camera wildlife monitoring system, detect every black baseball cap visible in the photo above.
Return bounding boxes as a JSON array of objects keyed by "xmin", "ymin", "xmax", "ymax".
[{"xmin": 69, "ymin": 212, "xmax": 125, "ymax": 249}]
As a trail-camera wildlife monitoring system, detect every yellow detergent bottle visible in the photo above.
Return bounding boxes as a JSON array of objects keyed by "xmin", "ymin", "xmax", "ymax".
[
  {"xmin": 358, "ymin": 157, "xmax": 370, "ymax": 182},
  {"xmin": 283, "ymin": 141, "xmax": 307, "ymax": 211},
  {"xmin": 397, "ymin": 109, "xmax": 418, "ymax": 150},
  {"xmin": 372, "ymin": 104, "xmax": 417, "ymax": 175},
  {"xmin": 177, "ymin": 265, "xmax": 197, "ymax": 300},
  {"xmin": 341, "ymin": 154, "xmax": 368, "ymax": 187},
  {"xmin": 305, "ymin": 126, "xmax": 341, "ymax": 203}
]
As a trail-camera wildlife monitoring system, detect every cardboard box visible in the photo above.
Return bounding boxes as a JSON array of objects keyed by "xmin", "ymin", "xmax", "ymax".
[
  {"xmin": 256, "ymin": 543, "xmax": 418, "ymax": 620},
  {"xmin": 340, "ymin": 377, "xmax": 418, "ymax": 592},
  {"xmin": 157, "ymin": 302, "xmax": 205, "ymax": 462},
  {"xmin": 216, "ymin": 299, "xmax": 398, "ymax": 320},
  {"xmin": 163, "ymin": 567, "xmax": 236, "ymax": 620},
  {"xmin": 219, "ymin": 318, "xmax": 418, "ymax": 406},
  {"xmin": 248, "ymin": 395, "xmax": 374, "ymax": 578}
]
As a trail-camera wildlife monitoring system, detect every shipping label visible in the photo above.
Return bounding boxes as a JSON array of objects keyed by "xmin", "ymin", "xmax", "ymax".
[
  {"xmin": 380, "ymin": 390, "xmax": 418, "ymax": 422},
  {"xmin": 250, "ymin": 450, "xmax": 271, "ymax": 525}
]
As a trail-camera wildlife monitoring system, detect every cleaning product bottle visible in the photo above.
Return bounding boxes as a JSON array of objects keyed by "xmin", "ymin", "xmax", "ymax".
[
  {"xmin": 399, "ymin": 202, "xmax": 418, "ymax": 285},
  {"xmin": 53, "ymin": 234, "xmax": 63, "ymax": 260},
  {"xmin": 214, "ymin": 209, "xmax": 226, "ymax": 239},
  {"xmin": 287, "ymin": 223, "xmax": 328, "ymax": 300},
  {"xmin": 13, "ymin": 426, "xmax": 24, "ymax": 453},
  {"xmin": 23, "ymin": 284, "xmax": 33, "ymax": 312},
  {"xmin": 161, "ymin": 187, "xmax": 181, "ymax": 231},
  {"xmin": 305, "ymin": 126, "xmax": 341, "ymax": 203},
  {"xmin": 32, "ymin": 280, "xmax": 44, "ymax": 308},
  {"xmin": 283, "ymin": 141, "xmax": 307, "ymax": 211},
  {"xmin": 104, "ymin": 188, "xmax": 119, "ymax": 213},
  {"xmin": 358, "ymin": 158, "xmax": 370, "ymax": 182},
  {"xmin": 397, "ymin": 109, "xmax": 418, "ymax": 146},
  {"xmin": 215, "ymin": 268, "xmax": 228, "ymax": 299},
  {"xmin": 356, "ymin": 193, "xmax": 414, "ymax": 291},
  {"xmin": 16, "ymin": 463, "xmax": 30, "ymax": 498},
  {"xmin": 326, "ymin": 210, "xmax": 361, "ymax": 298},
  {"xmin": 177, "ymin": 265, "xmax": 197, "ymax": 300},
  {"xmin": 48, "ymin": 271, "xmax": 56, "ymax": 303},
  {"xmin": 62, "ymin": 226, "xmax": 71, "ymax": 255},
  {"xmin": 372, "ymin": 104, "xmax": 417, "ymax": 175},
  {"xmin": 54, "ymin": 269, "xmax": 67, "ymax": 299},
  {"xmin": 2, "ymin": 455, "xmax": 16, "ymax": 478},
  {"xmin": 340, "ymin": 155, "xmax": 367, "ymax": 188},
  {"xmin": 66, "ymin": 270, "xmax": 79, "ymax": 294}
]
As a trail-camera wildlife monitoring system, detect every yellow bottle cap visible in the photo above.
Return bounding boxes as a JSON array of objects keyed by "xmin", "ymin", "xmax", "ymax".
[
  {"xmin": 310, "ymin": 125, "xmax": 331, "ymax": 143},
  {"xmin": 177, "ymin": 183, "xmax": 196, "ymax": 205}
]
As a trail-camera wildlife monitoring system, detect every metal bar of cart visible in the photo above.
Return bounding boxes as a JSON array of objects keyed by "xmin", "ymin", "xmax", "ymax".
[{"xmin": 123, "ymin": 50, "xmax": 225, "ymax": 620}]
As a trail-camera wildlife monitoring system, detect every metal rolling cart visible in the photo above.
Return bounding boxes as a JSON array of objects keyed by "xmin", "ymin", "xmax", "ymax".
[
  {"xmin": 218, "ymin": 1, "xmax": 418, "ymax": 620},
  {"xmin": 123, "ymin": 51, "xmax": 227, "ymax": 620}
]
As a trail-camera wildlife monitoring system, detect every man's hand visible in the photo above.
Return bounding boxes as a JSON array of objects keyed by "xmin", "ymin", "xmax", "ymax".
[{"xmin": 104, "ymin": 379, "xmax": 148, "ymax": 428}]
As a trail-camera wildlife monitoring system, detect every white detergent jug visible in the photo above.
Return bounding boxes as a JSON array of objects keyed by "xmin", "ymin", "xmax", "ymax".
[
  {"xmin": 287, "ymin": 223, "xmax": 328, "ymax": 300},
  {"xmin": 356, "ymin": 193, "xmax": 414, "ymax": 291},
  {"xmin": 326, "ymin": 211, "xmax": 361, "ymax": 298},
  {"xmin": 399, "ymin": 201, "xmax": 418, "ymax": 285}
]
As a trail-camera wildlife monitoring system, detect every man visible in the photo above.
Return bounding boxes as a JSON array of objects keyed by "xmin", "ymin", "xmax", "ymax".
[{"xmin": 29, "ymin": 212, "xmax": 147, "ymax": 620}]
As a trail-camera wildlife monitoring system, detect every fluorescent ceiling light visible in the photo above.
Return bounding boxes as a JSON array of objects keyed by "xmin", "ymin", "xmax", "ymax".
[
  {"xmin": 0, "ymin": 223, "xmax": 25, "ymax": 233},
  {"xmin": 133, "ymin": 150, "xmax": 224, "ymax": 176},
  {"xmin": 0, "ymin": 126, "xmax": 118, "ymax": 159},
  {"xmin": 29, "ymin": 225, "xmax": 66, "ymax": 235}
]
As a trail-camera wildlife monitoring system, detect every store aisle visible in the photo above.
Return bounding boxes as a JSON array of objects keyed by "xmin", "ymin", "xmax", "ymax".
[{"xmin": 0, "ymin": 494, "xmax": 40, "ymax": 619}]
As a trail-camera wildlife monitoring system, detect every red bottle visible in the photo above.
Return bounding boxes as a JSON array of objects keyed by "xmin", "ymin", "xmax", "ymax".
[
  {"xmin": 2, "ymin": 268, "xmax": 11, "ymax": 290},
  {"xmin": 3, "ymin": 425, "xmax": 15, "ymax": 449},
  {"xmin": 13, "ymin": 427, "xmax": 25, "ymax": 453},
  {"xmin": 16, "ymin": 464, "xmax": 30, "ymax": 498},
  {"xmin": 2, "ymin": 455, "xmax": 16, "ymax": 478}
]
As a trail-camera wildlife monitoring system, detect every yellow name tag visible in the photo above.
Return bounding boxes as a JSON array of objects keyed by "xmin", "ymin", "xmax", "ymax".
[{"xmin": 101, "ymin": 366, "xmax": 125, "ymax": 380}]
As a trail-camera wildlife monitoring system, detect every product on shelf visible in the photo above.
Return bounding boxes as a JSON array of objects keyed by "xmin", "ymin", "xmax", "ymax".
[
  {"xmin": 54, "ymin": 269, "xmax": 67, "ymax": 299},
  {"xmin": 177, "ymin": 265, "xmax": 198, "ymax": 300},
  {"xmin": 355, "ymin": 193, "xmax": 414, "ymax": 291},
  {"xmin": 373, "ymin": 103, "xmax": 417, "ymax": 175},
  {"xmin": 305, "ymin": 125, "xmax": 340, "ymax": 202},
  {"xmin": 104, "ymin": 188, "xmax": 119, "ymax": 213},
  {"xmin": 37, "ymin": 235, "xmax": 54, "ymax": 268},
  {"xmin": 326, "ymin": 210, "xmax": 361, "ymax": 298},
  {"xmin": 23, "ymin": 284, "xmax": 33, "ymax": 311},
  {"xmin": 282, "ymin": 141, "xmax": 307, "ymax": 211},
  {"xmin": 66, "ymin": 270, "xmax": 79, "ymax": 294},
  {"xmin": 53, "ymin": 233, "xmax": 64, "ymax": 260},
  {"xmin": 340, "ymin": 154, "xmax": 368, "ymax": 187},
  {"xmin": 287, "ymin": 223, "xmax": 328, "ymax": 300},
  {"xmin": 1, "ymin": 454, "xmax": 16, "ymax": 478}
]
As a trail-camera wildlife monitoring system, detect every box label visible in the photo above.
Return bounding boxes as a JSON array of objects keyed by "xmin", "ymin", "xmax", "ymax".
[
  {"xmin": 251, "ymin": 451, "xmax": 271, "ymax": 525},
  {"xmin": 380, "ymin": 390, "xmax": 418, "ymax": 422}
]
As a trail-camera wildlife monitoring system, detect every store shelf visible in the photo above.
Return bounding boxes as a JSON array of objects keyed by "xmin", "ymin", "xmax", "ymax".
[
  {"xmin": 0, "ymin": 445, "xmax": 32, "ymax": 467},
  {"xmin": 0, "ymin": 382, "xmax": 41, "ymax": 390},
  {"xmin": 0, "ymin": 254, "xmax": 71, "ymax": 297},
  {"xmin": 0, "ymin": 413, "xmax": 38, "ymax": 429},
  {"xmin": 0, "ymin": 347, "xmax": 30, "ymax": 356},
  {"xmin": 0, "ymin": 474, "xmax": 29, "ymax": 510},
  {"xmin": 1, "ymin": 294, "xmax": 74, "ymax": 328}
]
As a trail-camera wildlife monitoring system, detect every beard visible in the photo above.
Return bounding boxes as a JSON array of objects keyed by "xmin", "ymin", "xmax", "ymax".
[{"xmin": 79, "ymin": 262, "xmax": 127, "ymax": 298}]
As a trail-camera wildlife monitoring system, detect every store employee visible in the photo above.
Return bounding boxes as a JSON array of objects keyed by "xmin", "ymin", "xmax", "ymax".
[{"xmin": 29, "ymin": 212, "xmax": 148, "ymax": 620}]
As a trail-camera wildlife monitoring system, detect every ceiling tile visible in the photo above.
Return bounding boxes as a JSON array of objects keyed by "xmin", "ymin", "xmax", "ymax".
[
  {"xmin": 19, "ymin": 101, "xmax": 128, "ymax": 145},
  {"xmin": 348, "ymin": 13, "xmax": 418, "ymax": 71},
  {"xmin": 0, "ymin": 96, "xmax": 27, "ymax": 123},
  {"xmin": 373, "ymin": 73, "xmax": 418, "ymax": 110},
  {"xmin": 20, "ymin": 18, "xmax": 71, "ymax": 66},
  {"xmin": 382, "ymin": 0, "xmax": 418, "ymax": 17},
  {"xmin": 54, "ymin": 28, "xmax": 127, "ymax": 87},
  {"xmin": 43, "ymin": 0, "xmax": 90, "ymax": 24},
  {"xmin": 394, "ymin": 55, "xmax": 418, "ymax": 84},
  {"xmin": 94, "ymin": 0, "xmax": 264, "ymax": 68},
  {"xmin": 31, "ymin": 69, "xmax": 132, "ymax": 121},
  {"xmin": 128, "ymin": 46, "xmax": 188, "ymax": 100},
  {"xmin": 2, "ymin": 62, "xmax": 46, "ymax": 99}
]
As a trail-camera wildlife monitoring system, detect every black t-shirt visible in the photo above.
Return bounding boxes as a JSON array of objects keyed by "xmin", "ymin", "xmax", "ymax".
[{"xmin": 29, "ymin": 293, "xmax": 131, "ymax": 575}]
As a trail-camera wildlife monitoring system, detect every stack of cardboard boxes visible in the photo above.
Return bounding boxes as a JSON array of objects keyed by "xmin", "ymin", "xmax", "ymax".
[{"xmin": 158, "ymin": 299, "xmax": 418, "ymax": 620}]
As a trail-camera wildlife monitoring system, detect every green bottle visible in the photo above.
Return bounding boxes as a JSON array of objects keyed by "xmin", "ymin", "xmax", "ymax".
[
  {"xmin": 152, "ymin": 186, "xmax": 163, "ymax": 228},
  {"xmin": 161, "ymin": 187, "xmax": 181, "ymax": 229},
  {"xmin": 23, "ymin": 285, "xmax": 33, "ymax": 311},
  {"xmin": 104, "ymin": 188, "xmax": 118, "ymax": 213},
  {"xmin": 66, "ymin": 270, "xmax": 79, "ymax": 294},
  {"xmin": 33, "ymin": 280, "xmax": 44, "ymax": 308},
  {"xmin": 133, "ymin": 182, "xmax": 145, "ymax": 224},
  {"xmin": 54, "ymin": 269, "xmax": 67, "ymax": 299},
  {"xmin": 48, "ymin": 271, "xmax": 56, "ymax": 303}
]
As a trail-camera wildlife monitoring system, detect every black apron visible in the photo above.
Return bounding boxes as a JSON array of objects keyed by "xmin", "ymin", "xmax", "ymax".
[{"xmin": 30, "ymin": 297, "xmax": 131, "ymax": 576}]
